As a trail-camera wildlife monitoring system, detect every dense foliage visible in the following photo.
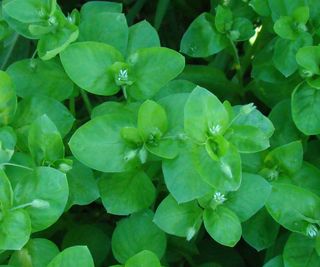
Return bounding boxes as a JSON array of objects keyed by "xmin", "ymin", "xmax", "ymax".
[{"xmin": 0, "ymin": 0, "xmax": 320, "ymax": 266}]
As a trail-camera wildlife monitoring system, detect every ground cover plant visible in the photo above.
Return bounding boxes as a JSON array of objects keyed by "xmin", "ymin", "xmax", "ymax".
[{"xmin": 0, "ymin": 0, "xmax": 320, "ymax": 266}]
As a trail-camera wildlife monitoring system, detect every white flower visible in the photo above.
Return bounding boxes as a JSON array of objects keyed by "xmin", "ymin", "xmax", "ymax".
[
  {"xmin": 209, "ymin": 124, "xmax": 222, "ymax": 135},
  {"xmin": 268, "ymin": 169, "xmax": 279, "ymax": 181},
  {"xmin": 118, "ymin": 69, "xmax": 128, "ymax": 81},
  {"xmin": 213, "ymin": 192, "xmax": 227, "ymax": 204}
]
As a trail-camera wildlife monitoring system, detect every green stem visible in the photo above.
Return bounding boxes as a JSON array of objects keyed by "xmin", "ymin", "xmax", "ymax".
[
  {"xmin": 126, "ymin": 0, "xmax": 148, "ymax": 25},
  {"xmin": 1, "ymin": 163, "xmax": 33, "ymax": 171},
  {"xmin": 229, "ymin": 37, "xmax": 243, "ymax": 87},
  {"xmin": 69, "ymin": 96, "xmax": 76, "ymax": 116},
  {"xmin": 80, "ymin": 89, "xmax": 92, "ymax": 115},
  {"xmin": 240, "ymin": 25, "xmax": 266, "ymax": 82}
]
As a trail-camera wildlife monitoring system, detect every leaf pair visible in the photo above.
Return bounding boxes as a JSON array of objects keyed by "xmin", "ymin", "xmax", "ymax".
[
  {"xmin": 154, "ymin": 173, "xmax": 271, "ymax": 247},
  {"xmin": 69, "ymin": 100, "xmax": 177, "ymax": 173},
  {"xmin": 0, "ymin": 167, "xmax": 68, "ymax": 250},
  {"xmin": 2, "ymin": 0, "xmax": 79, "ymax": 60},
  {"xmin": 180, "ymin": 9, "xmax": 254, "ymax": 58},
  {"xmin": 60, "ymin": 42, "xmax": 185, "ymax": 100}
]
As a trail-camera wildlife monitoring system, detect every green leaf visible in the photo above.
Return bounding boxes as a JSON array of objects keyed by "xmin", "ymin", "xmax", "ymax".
[
  {"xmin": 153, "ymin": 194, "xmax": 203, "ymax": 239},
  {"xmin": 154, "ymin": 80, "xmax": 195, "ymax": 100},
  {"xmin": 92, "ymin": 101, "xmax": 139, "ymax": 120},
  {"xmin": 28, "ymin": 114, "xmax": 64, "ymax": 165},
  {"xmin": 283, "ymin": 233, "xmax": 319, "ymax": 267},
  {"xmin": 146, "ymin": 138, "xmax": 179, "ymax": 159},
  {"xmin": 269, "ymin": 100, "xmax": 304, "ymax": 147},
  {"xmin": 193, "ymin": 143, "xmax": 242, "ymax": 192},
  {"xmin": 180, "ymin": 13, "xmax": 228, "ymax": 57},
  {"xmin": 62, "ymin": 225, "xmax": 110, "ymax": 267},
  {"xmin": 203, "ymin": 206, "xmax": 242, "ymax": 247},
  {"xmin": 292, "ymin": 82, "xmax": 320, "ymax": 135},
  {"xmin": 242, "ymin": 208, "xmax": 280, "ymax": 251},
  {"xmin": 126, "ymin": 20, "xmax": 160, "ymax": 56},
  {"xmin": 184, "ymin": 86, "xmax": 229, "ymax": 142},
  {"xmin": 250, "ymin": 0, "xmax": 271, "ymax": 17},
  {"xmin": 273, "ymin": 17, "xmax": 298, "ymax": 40},
  {"xmin": 296, "ymin": 46, "xmax": 320, "ymax": 76},
  {"xmin": 37, "ymin": 23, "xmax": 79, "ymax": 61},
  {"xmin": 3, "ymin": 0, "xmax": 49, "ymax": 24},
  {"xmin": 0, "ymin": 209, "xmax": 31, "ymax": 250},
  {"xmin": 231, "ymin": 17, "xmax": 255, "ymax": 41},
  {"xmin": 157, "ymin": 92, "xmax": 189, "ymax": 136},
  {"xmin": 12, "ymin": 95, "xmax": 74, "ymax": 138},
  {"xmin": 79, "ymin": 12, "xmax": 128, "ymax": 55},
  {"xmin": 9, "ymin": 238, "xmax": 59, "ymax": 267},
  {"xmin": 80, "ymin": 1, "xmax": 122, "ymax": 20},
  {"xmin": 125, "ymin": 250, "xmax": 162, "ymax": 267},
  {"xmin": 0, "ymin": 71, "xmax": 17, "ymax": 126},
  {"xmin": 215, "ymin": 5, "xmax": 233, "ymax": 33},
  {"xmin": 264, "ymin": 141, "xmax": 303, "ymax": 176},
  {"xmin": 126, "ymin": 47, "xmax": 185, "ymax": 100},
  {"xmin": 225, "ymin": 173, "xmax": 271, "ymax": 222},
  {"xmin": 273, "ymin": 34, "xmax": 313, "ymax": 77},
  {"xmin": 266, "ymin": 183, "xmax": 320, "ymax": 235},
  {"xmin": 268, "ymin": 0, "xmax": 307, "ymax": 21},
  {"xmin": 292, "ymin": 162, "xmax": 320, "ymax": 196},
  {"xmin": 177, "ymin": 65, "xmax": 240, "ymax": 100},
  {"xmin": 138, "ymin": 100, "xmax": 167, "ymax": 141},
  {"xmin": 226, "ymin": 125, "xmax": 270, "ymax": 153},
  {"xmin": 111, "ymin": 211, "xmax": 166, "ymax": 264},
  {"xmin": 292, "ymin": 6, "xmax": 310, "ymax": 24},
  {"xmin": 13, "ymin": 166, "xmax": 69, "ymax": 232},
  {"xmin": 263, "ymin": 256, "xmax": 284, "ymax": 267},
  {"xmin": 98, "ymin": 171, "xmax": 156, "ymax": 215},
  {"xmin": 0, "ymin": 169, "xmax": 13, "ymax": 210},
  {"xmin": 6, "ymin": 58, "xmax": 73, "ymax": 101},
  {"xmin": 0, "ymin": 126, "xmax": 16, "ymax": 164},
  {"xmin": 66, "ymin": 158, "xmax": 99, "ymax": 208},
  {"xmin": 162, "ymin": 140, "xmax": 213, "ymax": 203},
  {"xmin": 60, "ymin": 41, "xmax": 124, "ymax": 96},
  {"xmin": 47, "ymin": 246, "xmax": 94, "ymax": 267},
  {"xmin": 232, "ymin": 105, "xmax": 275, "ymax": 139},
  {"xmin": 3, "ymin": 152, "xmax": 36, "ymax": 189},
  {"xmin": 69, "ymin": 114, "xmax": 138, "ymax": 172}
]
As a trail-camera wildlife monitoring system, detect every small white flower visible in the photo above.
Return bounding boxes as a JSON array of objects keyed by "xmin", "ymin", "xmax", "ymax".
[
  {"xmin": 209, "ymin": 124, "xmax": 222, "ymax": 135},
  {"xmin": 267, "ymin": 169, "xmax": 279, "ymax": 181},
  {"xmin": 213, "ymin": 191, "xmax": 227, "ymax": 204},
  {"xmin": 306, "ymin": 224, "xmax": 318, "ymax": 238},
  {"xmin": 241, "ymin": 103, "xmax": 256, "ymax": 115},
  {"xmin": 118, "ymin": 69, "xmax": 128, "ymax": 81}
]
